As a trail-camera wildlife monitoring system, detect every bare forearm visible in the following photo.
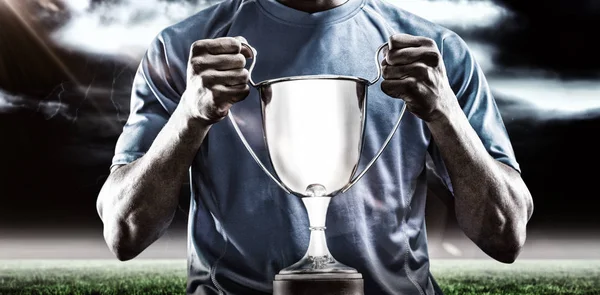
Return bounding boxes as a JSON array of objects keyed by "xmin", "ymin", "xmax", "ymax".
[
  {"xmin": 427, "ymin": 102, "xmax": 533, "ymax": 263},
  {"xmin": 377, "ymin": 32, "xmax": 533, "ymax": 262},
  {"xmin": 97, "ymin": 102, "xmax": 209, "ymax": 260},
  {"xmin": 97, "ymin": 37, "xmax": 252, "ymax": 260}
]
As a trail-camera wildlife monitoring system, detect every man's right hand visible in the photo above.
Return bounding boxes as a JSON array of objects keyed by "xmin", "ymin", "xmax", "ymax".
[{"xmin": 181, "ymin": 36, "xmax": 252, "ymax": 124}]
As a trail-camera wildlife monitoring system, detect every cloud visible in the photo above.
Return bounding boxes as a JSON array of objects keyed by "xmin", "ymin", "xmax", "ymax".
[
  {"xmin": 388, "ymin": 0, "xmax": 512, "ymax": 29},
  {"xmin": 384, "ymin": 1, "xmax": 512, "ymax": 74},
  {"xmin": 0, "ymin": 89, "xmax": 72, "ymax": 120},
  {"xmin": 395, "ymin": 0, "xmax": 599, "ymax": 77},
  {"xmin": 51, "ymin": 0, "xmax": 511, "ymax": 61},
  {"xmin": 491, "ymin": 78, "xmax": 600, "ymax": 116},
  {"xmin": 51, "ymin": 0, "xmax": 214, "ymax": 60},
  {"xmin": 389, "ymin": 1, "xmax": 600, "ymax": 116},
  {"xmin": 46, "ymin": 0, "xmax": 599, "ymax": 122}
]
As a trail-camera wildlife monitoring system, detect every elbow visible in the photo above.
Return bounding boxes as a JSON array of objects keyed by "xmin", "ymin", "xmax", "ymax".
[
  {"xmin": 487, "ymin": 170, "xmax": 532, "ymax": 263},
  {"xmin": 490, "ymin": 235, "xmax": 524, "ymax": 264},
  {"xmin": 103, "ymin": 221, "xmax": 143, "ymax": 262},
  {"xmin": 97, "ymin": 172, "xmax": 143, "ymax": 261},
  {"xmin": 483, "ymin": 222, "xmax": 528, "ymax": 264},
  {"xmin": 109, "ymin": 242, "xmax": 140, "ymax": 262}
]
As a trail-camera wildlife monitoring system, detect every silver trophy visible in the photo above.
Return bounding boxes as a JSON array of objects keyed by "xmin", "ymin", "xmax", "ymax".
[{"xmin": 229, "ymin": 43, "xmax": 406, "ymax": 295}]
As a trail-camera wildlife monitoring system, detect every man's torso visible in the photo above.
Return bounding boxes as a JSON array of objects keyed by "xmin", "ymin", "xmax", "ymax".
[{"xmin": 144, "ymin": 1, "xmax": 454, "ymax": 294}]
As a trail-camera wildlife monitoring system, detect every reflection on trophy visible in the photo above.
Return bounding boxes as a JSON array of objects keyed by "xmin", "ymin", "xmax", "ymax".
[{"xmin": 229, "ymin": 43, "xmax": 406, "ymax": 295}]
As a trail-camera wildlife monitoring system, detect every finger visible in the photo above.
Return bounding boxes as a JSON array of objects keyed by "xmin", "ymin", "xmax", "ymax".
[
  {"xmin": 212, "ymin": 84, "xmax": 250, "ymax": 104},
  {"xmin": 191, "ymin": 37, "xmax": 243, "ymax": 56},
  {"xmin": 233, "ymin": 36, "xmax": 248, "ymax": 44},
  {"xmin": 381, "ymin": 78, "xmax": 419, "ymax": 98},
  {"xmin": 382, "ymin": 45, "xmax": 389, "ymax": 60},
  {"xmin": 190, "ymin": 53, "xmax": 246, "ymax": 71},
  {"xmin": 232, "ymin": 36, "xmax": 253, "ymax": 58},
  {"xmin": 202, "ymin": 68, "xmax": 249, "ymax": 87},
  {"xmin": 383, "ymin": 47, "xmax": 441, "ymax": 67},
  {"xmin": 383, "ymin": 62, "xmax": 429, "ymax": 80},
  {"xmin": 388, "ymin": 34, "xmax": 436, "ymax": 50}
]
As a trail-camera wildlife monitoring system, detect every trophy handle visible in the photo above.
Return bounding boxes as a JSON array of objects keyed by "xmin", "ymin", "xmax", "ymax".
[
  {"xmin": 227, "ymin": 43, "xmax": 292, "ymax": 195},
  {"xmin": 368, "ymin": 43, "xmax": 388, "ymax": 86},
  {"xmin": 342, "ymin": 42, "xmax": 408, "ymax": 193},
  {"xmin": 242, "ymin": 43, "xmax": 258, "ymax": 87}
]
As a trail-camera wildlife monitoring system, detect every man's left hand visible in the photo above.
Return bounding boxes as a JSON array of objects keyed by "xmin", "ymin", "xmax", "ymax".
[{"xmin": 381, "ymin": 33, "xmax": 457, "ymax": 123}]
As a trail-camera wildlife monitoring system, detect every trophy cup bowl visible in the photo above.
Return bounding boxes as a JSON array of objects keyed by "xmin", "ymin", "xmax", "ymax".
[{"xmin": 228, "ymin": 43, "xmax": 406, "ymax": 295}]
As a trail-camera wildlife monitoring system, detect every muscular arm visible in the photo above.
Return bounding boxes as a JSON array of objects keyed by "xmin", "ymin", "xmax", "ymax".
[
  {"xmin": 96, "ymin": 36, "xmax": 251, "ymax": 261},
  {"xmin": 427, "ymin": 103, "xmax": 533, "ymax": 263},
  {"xmin": 381, "ymin": 33, "xmax": 533, "ymax": 263},
  {"xmin": 97, "ymin": 103, "xmax": 208, "ymax": 261}
]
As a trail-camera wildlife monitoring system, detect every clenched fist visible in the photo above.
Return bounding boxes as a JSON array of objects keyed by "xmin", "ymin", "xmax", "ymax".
[
  {"xmin": 181, "ymin": 36, "xmax": 252, "ymax": 124},
  {"xmin": 381, "ymin": 34, "xmax": 457, "ymax": 123}
]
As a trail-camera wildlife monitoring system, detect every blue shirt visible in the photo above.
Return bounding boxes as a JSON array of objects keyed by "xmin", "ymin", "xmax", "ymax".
[{"xmin": 112, "ymin": 0, "xmax": 520, "ymax": 294}]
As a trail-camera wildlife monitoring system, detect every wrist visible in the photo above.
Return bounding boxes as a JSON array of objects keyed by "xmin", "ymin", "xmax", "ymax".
[
  {"xmin": 178, "ymin": 91, "xmax": 215, "ymax": 127},
  {"xmin": 426, "ymin": 96, "xmax": 464, "ymax": 131},
  {"xmin": 172, "ymin": 99, "xmax": 212, "ymax": 141},
  {"xmin": 180, "ymin": 90, "xmax": 230, "ymax": 127}
]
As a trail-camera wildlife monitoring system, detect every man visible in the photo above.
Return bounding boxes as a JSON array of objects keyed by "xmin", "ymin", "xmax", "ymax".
[{"xmin": 97, "ymin": 0, "xmax": 534, "ymax": 294}]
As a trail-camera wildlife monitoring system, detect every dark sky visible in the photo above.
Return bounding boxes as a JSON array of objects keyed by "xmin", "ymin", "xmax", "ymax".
[
  {"xmin": 491, "ymin": 0, "xmax": 600, "ymax": 78},
  {"xmin": 0, "ymin": 0, "xmax": 599, "ymax": 234}
]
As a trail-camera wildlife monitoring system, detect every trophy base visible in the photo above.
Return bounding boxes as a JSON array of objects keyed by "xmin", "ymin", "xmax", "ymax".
[{"xmin": 273, "ymin": 273, "xmax": 364, "ymax": 295}]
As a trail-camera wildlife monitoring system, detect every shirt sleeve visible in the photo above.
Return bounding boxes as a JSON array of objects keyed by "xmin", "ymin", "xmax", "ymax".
[
  {"xmin": 428, "ymin": 32, "xmax": 521, "ymax": 194},
  {"xmin": 111, "ymin": 33, "xmax": 184, "ymax": 169}
]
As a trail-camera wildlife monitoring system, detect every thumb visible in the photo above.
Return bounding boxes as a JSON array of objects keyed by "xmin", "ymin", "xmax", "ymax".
[{"xmin": 234, "ymin": 36, "xmax": 253, "ymax": 59}]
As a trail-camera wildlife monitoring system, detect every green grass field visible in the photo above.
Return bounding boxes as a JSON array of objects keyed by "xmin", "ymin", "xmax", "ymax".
[{"xmin": 1, "ymin": 260, "xmax": 599, "ymax": 295}]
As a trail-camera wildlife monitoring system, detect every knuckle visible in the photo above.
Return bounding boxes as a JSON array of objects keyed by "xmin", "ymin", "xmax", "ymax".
[
  {"xmin": 381, "ymin": 65, "xmax": 390, "ymax": 78},
  {"xmin": 230, "ymin": 87, "xmax": 249, "ymax": 103},
  {"xmin": 203, "ymin": 70, "xmax": 216, "ymax": 79},
  {"xmin": 403, "ymin": 77, "xmax": 418, "ymax": 88},
  {"xmin": 191, "ymin": 40, "xmax": 207, "ymax": 54},
  {"xmin": 420, "ymin": 37, "xmax": 436, "ymax": 47},
  {"xmin": 227, "ymin": 37, "xmax": 242, "ymax": 52},
  {"xmin": 240, "ymin": 68, "xmax": 250, "ymax": 80},
  {"xmin": 414, "ymin": 64, "xmax": 429, "ymax": 78},
  {"xmin": 426, "ymin": 50, "xmax": 441, "ymax": 65},
  {"xmin": 383, "ymin": 67, "xmax": 398, "ymax": 80},
  {"xmin": 417, "ymin": 84, "xmax": 428, "ymax": 95},
  {"xmin": 382, "ymin": 47, "xmax": 390, "ymax": 61},
  {"xmin": 192, "ymin": 56, "xmax": 207, "ymax": 67},
  {"xmin": 389, "ymin": 33, "xmax": 404, "ymax": 43},
  {"xmin": 216, "ymin": 42, "xmax": 228, "ymax": 53},
  {"xmin": 380, "ymin": 80, "xmax": 393, "ymax": 93},
  {"xmin": 190, "ymin": 58, "xmax": 208, "ymax": 74},
  {"xmin": 233, "ymin": 73, "xmax": 246, "ymax": 84},
  {"xmin": 234, "ymin": 54, "xmax": 246, "ymax": 67},
  {"xmin": 192, "ymin": 39, "xmax": 206, "ymax": 47},
  {"xmin": 407, "ymin": 77, "xmax": 418, "ymax": 85},
  {"xmin": 201, "ymin": 70, "xmax": 218, "ymax": 83},
  {"xmin": 239, "ymin": 86, "xmax": 250, "ymax": 98},
  {"xmin": 385, "ymin": 51, "xmax": 399, "ymax": 65},
  {"xmin": 388, "ymin": 35, "xmax": 402, "ymax": 48},
  {"xmin": 234, "ymin": 35, "xmax": 248, "ymax": 44}
]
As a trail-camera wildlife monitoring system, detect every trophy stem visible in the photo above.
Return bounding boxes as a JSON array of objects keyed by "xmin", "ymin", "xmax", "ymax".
[
  {"xmin": 279, "ymin": 185, "xmax": 357, "ymax": 274},
  {"xmin": 304, "ymin": 196, "xmax": 334, "ymax": 264}
]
